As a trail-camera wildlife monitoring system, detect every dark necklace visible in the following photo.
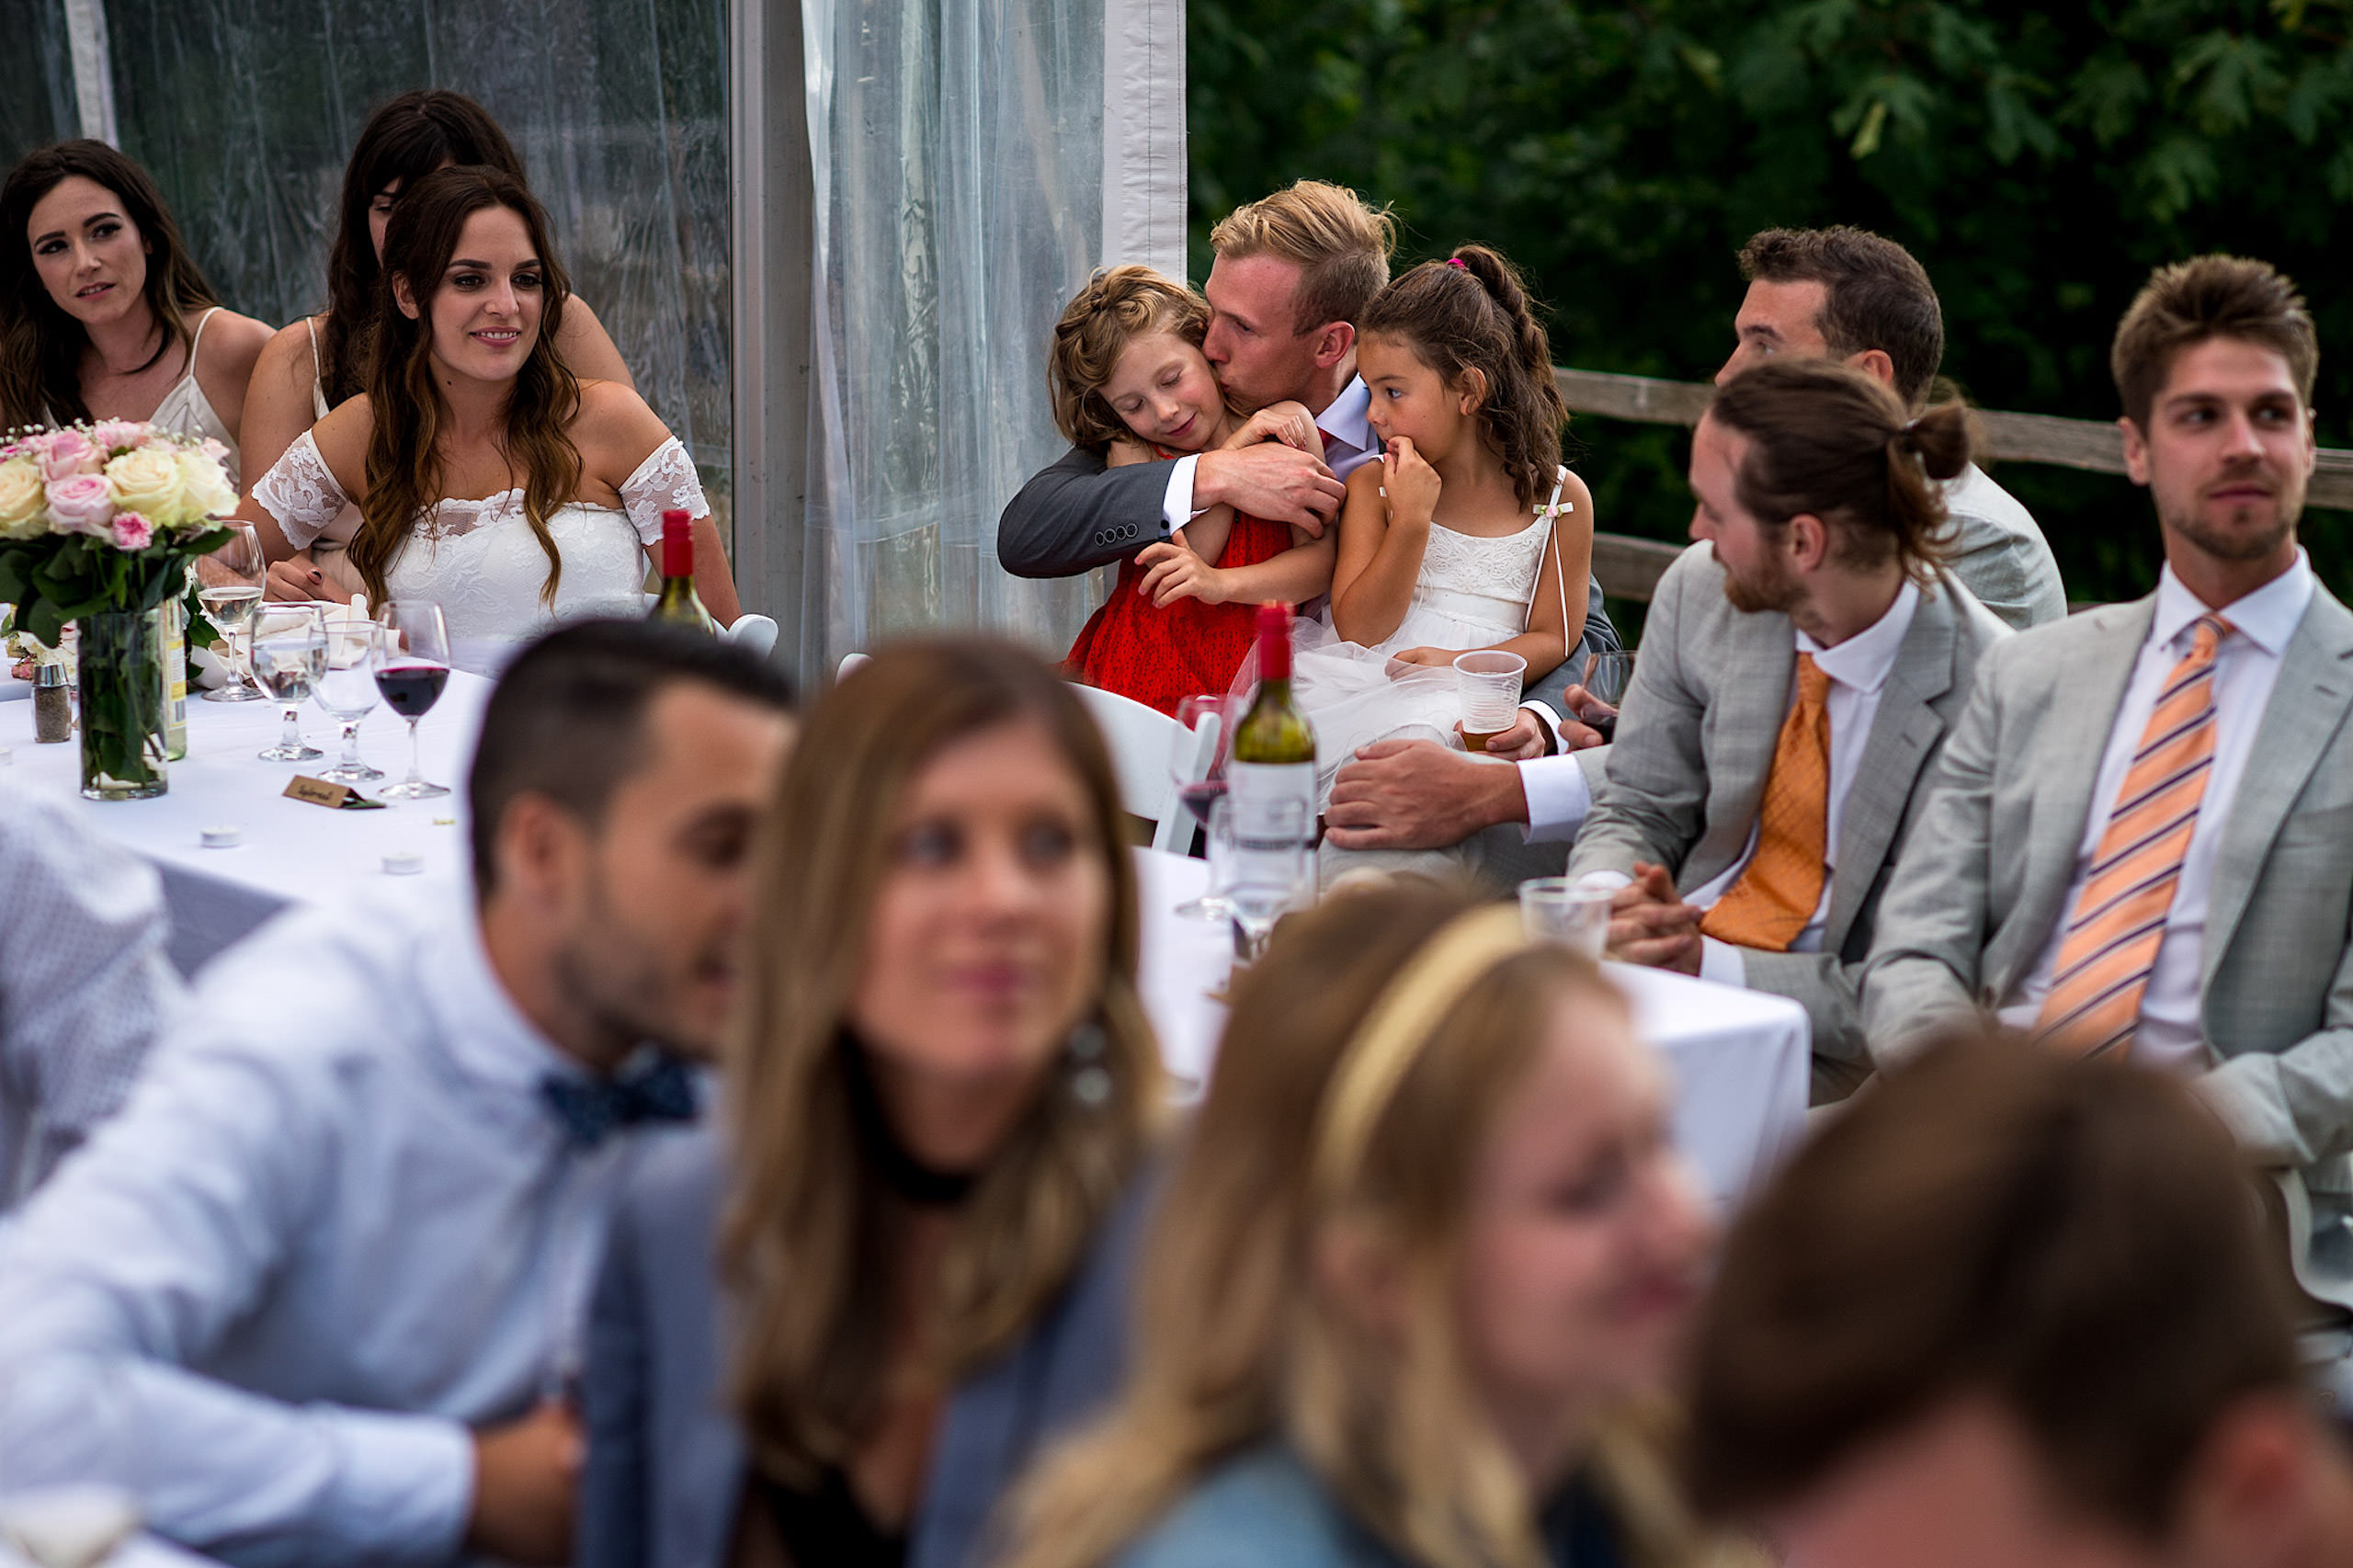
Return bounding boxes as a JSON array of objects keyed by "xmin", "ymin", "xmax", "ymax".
[{"xmin": 843, "ymin": 1042, "xmax": 979, "ymax": 1208}]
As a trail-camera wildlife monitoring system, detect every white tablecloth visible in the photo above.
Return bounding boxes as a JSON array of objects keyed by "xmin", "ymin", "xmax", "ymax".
[{"xmin": 1133, "ymin": 850, "xmax": 1809, "ymax": 1210}]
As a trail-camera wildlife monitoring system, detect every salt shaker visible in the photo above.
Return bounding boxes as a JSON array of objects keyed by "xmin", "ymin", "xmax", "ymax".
[{"xmin": 31, "ymin": 664, "xmax": 71, "ymax": 744}]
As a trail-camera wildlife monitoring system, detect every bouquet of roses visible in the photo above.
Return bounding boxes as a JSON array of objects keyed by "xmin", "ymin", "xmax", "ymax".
[{"xmin": 0, "ymin": 419, "xmax": 237, "ymax": 646}]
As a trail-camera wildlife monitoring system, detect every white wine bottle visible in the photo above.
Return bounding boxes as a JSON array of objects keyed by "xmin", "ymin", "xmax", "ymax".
[
  {"xmin": 646, "ymin": 509, "xmax": 715, "ymax": 634},
  {"xmin": 1226, "ymin": 602, "xmax": 1316, "ymax": 833}
]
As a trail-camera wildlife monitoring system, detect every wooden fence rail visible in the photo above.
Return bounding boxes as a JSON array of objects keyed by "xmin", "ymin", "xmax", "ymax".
[{"xmin": 1558, "ymin": 366, "xmax": 2353, "ymax": 602}]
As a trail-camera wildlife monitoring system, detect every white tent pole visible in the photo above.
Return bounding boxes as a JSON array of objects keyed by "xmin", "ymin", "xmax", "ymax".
[
  {"xmin": 1100, "ymin": 0, "xmax": 1187, "ymax": 278},
  {"xmin": 61, "ymin": 0, "xmax": 120, "ymax": 145}
]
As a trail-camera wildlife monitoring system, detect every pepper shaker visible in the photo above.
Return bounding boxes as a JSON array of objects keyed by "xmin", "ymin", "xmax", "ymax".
[{"xmin": 32, "ymin": 663, "xmax": 72, "ymax": 744}]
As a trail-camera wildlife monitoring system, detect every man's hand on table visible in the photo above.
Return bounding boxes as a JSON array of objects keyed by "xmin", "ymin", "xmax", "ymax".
[
  {"xmin": 1325, "ymin": 738, "xmax": 1529, "ymax": 851},
  {"xmin": 1607, "ymin": 861, "xmax": 1702, "ymax": 975},
  {"xmin": 1193, "ymin": 443, "xmax": 1346, "ymax": 537},
  {"xmin": 466, "ymin": 1399, "xmax": 582, "ymax": 1566},
  {"xmin": 265, "ymin": 556, "xmax": 356, "ymax": 605}
]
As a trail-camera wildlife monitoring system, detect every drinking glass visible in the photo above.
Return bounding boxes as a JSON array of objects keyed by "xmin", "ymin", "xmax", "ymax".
[
  {"xmin": 250, "ymin": 608, "xmax": 327, "ymax": 762},
  {"xmin": 371, "ymin": 602, "xmax": 452, "ymax": 801},
  {"xmin": 1167, "ymin": 695, "xmax": 1233, "ymax": 922},
  {"xmin": 1211, "ymin": 795, "xmax": 1311, "ymax": 962},
  {"xmin": 1453, "ymin": 650, "xmax": 1527, "ymax": 751},
  {"xmin": 313, "ymin": 620, "xmax": 383, "ymax": 783},
  {"xmin": 1577, "ymin": 649, "xmax": 1638, "ymax": 743},
  {"xmin": 196, "ymin": 523, "xmax": 267, "ymax": 703},
  {"xmin": 1519, "ymin": 875, "xmax": 1614, "ymax": 959}
]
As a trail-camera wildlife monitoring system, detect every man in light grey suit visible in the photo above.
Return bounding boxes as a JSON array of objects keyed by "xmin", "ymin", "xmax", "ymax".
[
  {"xmin": 1567, "ymin": 360, "xmax": 2009, "ymax": 1101},
  {"xmin": 1864, "ymin": 256, "xmax": 2353, "ymax": 1319}
]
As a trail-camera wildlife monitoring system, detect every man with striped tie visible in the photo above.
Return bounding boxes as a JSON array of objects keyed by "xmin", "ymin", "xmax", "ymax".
[{"xmin": 1864, "ymin": 255, "xmax": 2353, "ymax": 1322}]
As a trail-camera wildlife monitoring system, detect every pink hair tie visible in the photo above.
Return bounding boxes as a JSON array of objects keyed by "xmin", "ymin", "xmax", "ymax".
[{"xmin": 1445, "ymin": 257, "xmax": 1467, "ymax": 269}]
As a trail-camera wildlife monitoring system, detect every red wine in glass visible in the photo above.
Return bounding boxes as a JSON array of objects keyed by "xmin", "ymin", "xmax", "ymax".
[
  {"xmin": 374, "ymin": 662, "xmax": 449, "ymax": 719},
  {"xmin": 1177, "ymin": 778, "xmax": 1228, "ymax": 826}
]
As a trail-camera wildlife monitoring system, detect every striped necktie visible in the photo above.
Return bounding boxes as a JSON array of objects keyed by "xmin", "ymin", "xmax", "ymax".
[
  {"xmin": 2035, "ymin": 612, "xmax": 2234, "ymax": 1058},
  {"xmin": 1700, "ymin": 653, "xmax": 1833, "ymax": 952}
]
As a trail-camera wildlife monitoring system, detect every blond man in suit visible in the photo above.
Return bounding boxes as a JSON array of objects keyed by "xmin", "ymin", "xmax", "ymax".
[{"xmin": 1865, "ymin": 256, "xmax": 2353, "ymax": 1317}]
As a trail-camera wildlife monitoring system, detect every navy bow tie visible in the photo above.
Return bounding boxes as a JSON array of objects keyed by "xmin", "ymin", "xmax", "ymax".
[{"xmin": 540, "ymin": 1054, "xmax": 699, "ymax": 1150}]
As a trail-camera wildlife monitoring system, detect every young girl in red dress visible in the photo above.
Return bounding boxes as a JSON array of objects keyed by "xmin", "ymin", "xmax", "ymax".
[{"xmin": 1051, "ymin": 266, "xmax": 1335, "ymax": 714}]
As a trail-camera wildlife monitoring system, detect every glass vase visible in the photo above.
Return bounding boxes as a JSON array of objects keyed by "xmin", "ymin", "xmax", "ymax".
[{"xmin": 76, "ymin": 608, "xmax": 169, "ymax": 801}]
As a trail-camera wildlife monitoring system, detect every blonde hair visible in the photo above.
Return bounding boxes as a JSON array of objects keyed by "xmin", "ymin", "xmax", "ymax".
[
  {"xmin": 1208, "ymin": 179, "xmax": 1396, "ymax": 335},
  {"xmin": 1047, "ymin": 265, "xmax": 1211, "ymax": 450},
  {"xmin": 1000, "ymin": 884, "xmax": 1734, "ymax": 1568},
  {"xmin": 721, "ymin": 638, "xmax": 1165, "ymax": 1486}
]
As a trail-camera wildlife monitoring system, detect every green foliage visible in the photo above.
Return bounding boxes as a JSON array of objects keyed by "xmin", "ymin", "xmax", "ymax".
[
  {"xmin": 1190, "ymin": 0, "xmax": 2353, "ymax": 605},
  {"xmin": 0, "ymin": 528, "xmax": 230, "ymax": 647}
]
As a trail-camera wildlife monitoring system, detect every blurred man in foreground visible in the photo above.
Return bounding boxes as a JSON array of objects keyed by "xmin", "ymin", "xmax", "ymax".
[{"xmin": 1688, "ymin": 1034, "xmax": 2353, "ymax": 1568}]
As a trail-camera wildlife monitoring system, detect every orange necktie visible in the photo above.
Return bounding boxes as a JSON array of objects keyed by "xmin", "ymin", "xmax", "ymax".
[
  {"xmin": 2036, "ymin": 613, "xmax": 2234, "ymax": 1059},
  {"xmin": 1701, "ymin": 654, "xmax": 1832, "ymax": 952}
]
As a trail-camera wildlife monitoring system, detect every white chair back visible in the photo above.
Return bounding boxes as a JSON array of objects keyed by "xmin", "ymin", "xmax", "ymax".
[
  {"xmin": 1073, "ymin": 683, "xmax": 1200, "ymax": 854},
  {"xmin": 836, "ymin": 651, "xmax": 871, "ymax": 682},
  {"xmin": 725, "ymin": 613, "xmax": 779, "ymax": 657}
]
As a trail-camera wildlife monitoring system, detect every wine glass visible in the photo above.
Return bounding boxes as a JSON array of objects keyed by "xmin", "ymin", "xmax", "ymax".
[
  {"xmin": 250, "ymin": 608, "xmax": 327, "ymax": 762},
  {"xmin": 196, "ymin": 523, "xmax": 267, "ymax": 703},
  {"xmin": 371, "ymin": 601, "xmax": 451, "ymax": 801},
  {"xmin": 1211, "ymin": 795, "xmax": 1311, "ymax": 962},
  {"xmin": 313, "ymin": 619, "xmax": 383, "ymax": 783},
  {"xmin": 1167, "ymin": 695, "xmax": 1232, "ymax": 922},
  {"xmin": 1577, "ymin": 648, "xmax": 1638, "ymax": 743}
]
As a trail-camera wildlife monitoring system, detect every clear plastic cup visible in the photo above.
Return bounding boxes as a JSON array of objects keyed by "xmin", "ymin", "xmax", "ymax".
[
  {"xmin": 1518, "ymin": 875, "xmax": 1613, "ymax": 959},
  {"xmin": 1454, "ymin": 650, "xmax": 1528, "ymax": 753}
]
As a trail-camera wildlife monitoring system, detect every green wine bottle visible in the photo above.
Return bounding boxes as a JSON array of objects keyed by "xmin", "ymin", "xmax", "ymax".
[
  {"xmin": 647, "ymin": 509, "xmax": 715, "ymax": 634},
  {"xmin": 1227, "ymin": 601, "xmax": 1317, "ymax": 837}
]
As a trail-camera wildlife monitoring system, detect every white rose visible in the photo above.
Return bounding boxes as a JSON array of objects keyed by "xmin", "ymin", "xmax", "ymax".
[
  {"xmin": 174, "ymin": 448, "xmax": 237, "ymax": 522},
  {"xmin": 105, "ymin": 447, "xmax": 188, "ymax": 528},
  {"xmin": 0, "ymin": 456, "xmax": 44, "ymax": 540}
]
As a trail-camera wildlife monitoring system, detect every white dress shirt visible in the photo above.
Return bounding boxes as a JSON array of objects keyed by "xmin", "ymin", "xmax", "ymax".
[
  {"xmin": 1997, "ymin": 554, "xmax": 2316, "ymax": 1074},
  {"xmin": 0, "ymin": 778, "xmax": 183, "ymax": 1210},
  {"xmin": 0, "ymin": 881, "xmax": 653, "ymax": 1566},
  {"xmin": 1159, "ymin": 376, "xmax": 1378, "ymax": 533},
  {"xmin": 1555, "ymin": 582, "xmax": 1922, "ymax": 989}
]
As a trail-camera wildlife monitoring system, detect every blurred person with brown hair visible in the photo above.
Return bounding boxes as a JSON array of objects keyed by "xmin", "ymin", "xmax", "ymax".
[
  {"xmin": 1863, "ymin": 256, "xmax": 2353, "ymax": 1321},
  {"xmin": 1687, "ymin": 1031, "xmax": 2353, "ymax": 1568},
  {"xmin": 997, "ymin": 881, "xmax": 1736, "ymax": 1568},
  {"xmin": 1718, "ymin": 225, "xmax": 2064, "ymax": 630},
  {"xmin": 577, "ymin": 639, "xmax": 1166, "ymax": 1568},
  {"xmin": 1563, "ymin": 358, "xmax": 2009, "ymax": 1102}
]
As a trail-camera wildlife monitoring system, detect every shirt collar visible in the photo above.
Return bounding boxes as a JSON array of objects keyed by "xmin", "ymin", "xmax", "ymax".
[
  {"xmin": 423, "ymin": 886, "xmax": 588, "ymax": 1096},
  {"xmin": 2152, "ymin": 549, "xmax": 2314, "ymax": 658},
  {"xmin": 1796, "ymin": 578, "xmax": 1920, "ymax": 695},
  {"xmin": 1315, "ymin": 377, "xmax": 1374, "ymax": 457}
]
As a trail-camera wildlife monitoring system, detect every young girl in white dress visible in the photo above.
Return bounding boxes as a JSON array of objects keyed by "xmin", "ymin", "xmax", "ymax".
[
  {"xmin": 1281, "ymin": 245, "xmax": 1594, "ymax": 795},
  {"xmin": 244, "ymin": 166, "xmax": 737, "ymax": 673}
]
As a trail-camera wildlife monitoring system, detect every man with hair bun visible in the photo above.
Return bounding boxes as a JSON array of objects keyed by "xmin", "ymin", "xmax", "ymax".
[
  {"xmin": 1566, "ymin": 358, "xmax": 2009, "ymax": 1102},
  {"xmin": 1722, "ymin": 225, "xmax": 2066, "ymax": 631},
  {"xmin": 1865, "ymin": 256, "xmax": 2353, "ymax": 1329}
]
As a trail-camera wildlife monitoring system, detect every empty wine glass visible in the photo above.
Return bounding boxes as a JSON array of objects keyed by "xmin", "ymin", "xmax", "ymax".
[
  {"xmin": 371, "ymin": 601, "xmax": 452, "ymax": 801},
  {"xmin": 1167, "ymin": 695, "xmax": 1232, "ymax": 922},
  {"xmin": 251, "ymin": 608, "xmax": 327, "ymax": 762},
  {"xmin": 196, "ymin": 523, "xmax": 267, "ymax": 703},
  {"xmin": 313, "ymin": 620, "xmax": 382, "ymax": 783},
  {"xmin": 1211, "ymin": 795, "xmax": 1311, "ymax": 962}
]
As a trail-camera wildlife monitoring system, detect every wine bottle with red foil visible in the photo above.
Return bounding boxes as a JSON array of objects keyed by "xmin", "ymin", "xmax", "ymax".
[
  {"xmin": 1226, "ymin": 602, "xmax": 1316, "ymax": 834},
  {"xmin": 647, "ymin": 508, "xmax": 715, "ymax": 634}
]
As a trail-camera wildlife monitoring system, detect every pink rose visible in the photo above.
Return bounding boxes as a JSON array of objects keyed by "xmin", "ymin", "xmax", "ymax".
[
  {"xmin": 108, "ymin": 510, "xmax": 155, "ymax": 551},
  {"xmin": 37, "ymin": 428, "xmax": 102, "ymax": 483},
  {"xmin": 45, "ymin": 472, "xmax": 116, "ymax": 536},
  {"xmin": 91, "ymin": 419, "xmax": 149, "ymax": 454}
]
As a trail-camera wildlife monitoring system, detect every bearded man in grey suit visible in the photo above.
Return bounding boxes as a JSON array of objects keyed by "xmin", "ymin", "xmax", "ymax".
[
  {"xmin": 1567, "ymin": 360, "xmax": 2010, "ymax": 1102},
  {"xmin": 1864, "ymin": 256, "xmax": 2353, "ymax": 1322}
]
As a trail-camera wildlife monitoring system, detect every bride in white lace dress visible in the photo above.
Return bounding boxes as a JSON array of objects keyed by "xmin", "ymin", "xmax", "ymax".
[{"xmin": 244, "ymin": 166, "xmax": 737, "ymax": 673}]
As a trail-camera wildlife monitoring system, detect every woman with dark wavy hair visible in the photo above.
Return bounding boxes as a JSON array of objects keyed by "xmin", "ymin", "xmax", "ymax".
[
  {"xmin": 239, "ymin": 165, "xmax": 735, "ymax": 670},
  {"xmin": 0, "ymin": 141, "xmax": 271, "ymax": 483},
  {"xmin": 239, "ymin": 89, "xmax": 632, "ymax": 585}
]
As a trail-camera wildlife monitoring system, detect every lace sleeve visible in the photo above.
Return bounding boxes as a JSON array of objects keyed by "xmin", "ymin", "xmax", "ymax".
[
  {"xmin": 617, "ymin": 437, "xmax": 708, "ymax": 546},
  {"xmin": 252, "ymin": 430, "xmax": 351, "ymax": 550}
]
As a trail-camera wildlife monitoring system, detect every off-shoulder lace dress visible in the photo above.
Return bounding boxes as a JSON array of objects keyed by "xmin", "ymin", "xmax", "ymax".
[{"xmin": 255, "ymin": 432, "xmax": 708, "ymax": 674}]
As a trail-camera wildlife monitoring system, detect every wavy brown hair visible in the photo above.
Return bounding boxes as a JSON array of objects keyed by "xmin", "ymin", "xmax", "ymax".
[
  {"xmin": 1047, "ymin": 265, "xmax": 1211, "ymax": 450},
  {"xmin": 1002, "ymin": 883, "xmax": 1734, "ymax": 1568},
  {"xmin": 722, "ymin": 638, "xmax": 1164, "ymax": 1487},
  {"xmin": 352, "ymin": 165, "xmax": 579, "ymax": 608},
  {"xmin": 0, "ymin": 141, "xmax": 221, "ymax": 428},
  {"xmin": 1359, "ymin": 245, "xmax": 1567, "ymax": 506},
  {"xmin": 320, "ymin": 90, "xmax": 528, "ymax": 408}
]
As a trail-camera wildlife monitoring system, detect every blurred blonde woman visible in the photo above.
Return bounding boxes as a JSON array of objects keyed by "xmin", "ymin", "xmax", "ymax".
[
  {"xmin": 579, "ymin": 638, "xmax": 1165, "ymax": 1568},
  {"xmin": 1001, "ymin": 882, "xmax": 1742, "ymax": 1568}
]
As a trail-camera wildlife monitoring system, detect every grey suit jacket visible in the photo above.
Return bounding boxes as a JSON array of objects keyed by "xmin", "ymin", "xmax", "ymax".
[
  {"xmin": 577, "ymin": 1124, "xmax": 1157, "ymax": 1568},
  {"xmin": 998, "ymin": 445, "xmax": 1172, "ymax": 578},
  {"xmin": 1862, "ymin": 584, "xmax": 2353, "ymax": 1309},
  {"xmin": 1941, "ymin": 464, "xmax": 2067, "ymax": 631},
  {"xmin": 1566, "ymin": 543, "xmax": 2011, "ymax": 1067}
]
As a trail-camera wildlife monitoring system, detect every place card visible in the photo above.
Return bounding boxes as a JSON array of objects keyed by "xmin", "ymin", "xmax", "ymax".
[{"xmin": 283, "ymin": 776, "xmax": 386, "ymax": 811}]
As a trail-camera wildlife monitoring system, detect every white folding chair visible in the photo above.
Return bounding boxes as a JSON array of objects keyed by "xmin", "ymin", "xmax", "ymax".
[
  {"xmin": 836, "ymin": 651, "xmax": 871, "ymax": 682},
  {"xmin": 1072, "ymin": 683, "xmax": 1203, "ymax": 855},
  {"xmin": 724, "ymin": 613, "xmax": 779, "ymax": 657}
]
